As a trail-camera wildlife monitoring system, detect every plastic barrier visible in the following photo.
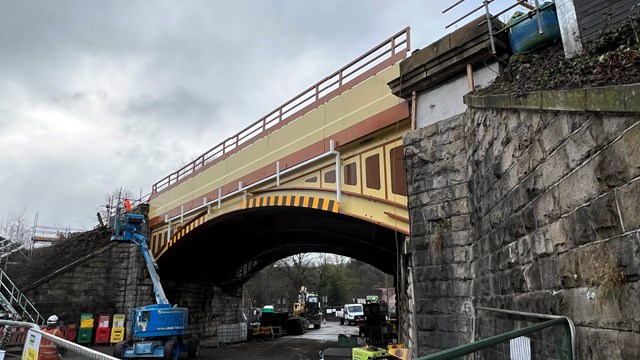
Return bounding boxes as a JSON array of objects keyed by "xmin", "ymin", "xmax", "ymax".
[
  {"xmin": 77, "ymin": 313, "xmax": 94, "ymax": 344},
  {"xmin": 109, "ymin": 314, "xmax": 125, "ymax": 344},
  {"xmin": 94, "ymin": 314, "xmax": 111, "ymax": 345},
  {"xmin": 60, "ymin": 323, "xmax": 78, "ymax": 342}
]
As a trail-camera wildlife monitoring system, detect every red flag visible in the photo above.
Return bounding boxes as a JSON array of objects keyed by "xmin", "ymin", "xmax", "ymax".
[{"xmin": 124, "ymin": 198, "xmax": 132, "ymax": 211}]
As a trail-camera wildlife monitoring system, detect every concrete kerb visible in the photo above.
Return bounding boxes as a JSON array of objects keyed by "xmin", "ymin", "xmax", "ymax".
[{"xmin": 464, "ymin": 84, "xmax": 640, "ymax": 113}]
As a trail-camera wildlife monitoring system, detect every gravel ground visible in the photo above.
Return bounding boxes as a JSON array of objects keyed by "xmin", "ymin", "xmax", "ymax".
[{"xmin": 90, "ymin": 320, "xmax": 360, "ymax": 360}]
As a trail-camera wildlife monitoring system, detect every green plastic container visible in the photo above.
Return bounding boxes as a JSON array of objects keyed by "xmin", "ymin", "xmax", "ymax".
[
  {"xmin": 76, "ymin": 313, "xmax": 94, "ymax": 344},
  {"xmin": 76, "ymin": 327, "xmax": 93, "ymax": 344}
]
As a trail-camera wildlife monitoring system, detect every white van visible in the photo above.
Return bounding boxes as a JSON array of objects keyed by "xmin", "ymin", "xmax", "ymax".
[{"xmin": 336, "ymin": 303, "xmax": 364, "ymax": 325}]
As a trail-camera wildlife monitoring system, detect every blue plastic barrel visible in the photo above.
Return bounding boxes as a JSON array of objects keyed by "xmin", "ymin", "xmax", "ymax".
[{"xmin": 507, "ymin": 2, "xmax": 561, "ymax": 53}]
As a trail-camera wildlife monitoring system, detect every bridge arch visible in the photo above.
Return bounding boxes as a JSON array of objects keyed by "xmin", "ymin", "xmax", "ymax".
[
  {"xmin": 148, "ymin": 119, "xmax": 412, "ymax": 265},
  {"xmin": 144, "ymin": 28, "xmax": 412, "ymax": 295},
  {"xmin": 157, "ymin": 204, "xmax": 405, "ymax": 289}
]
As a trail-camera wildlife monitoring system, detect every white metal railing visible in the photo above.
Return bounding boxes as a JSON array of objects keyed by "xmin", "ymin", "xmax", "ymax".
[
  {"xmin": 0, "ymin": 268, "xmax": 44, "ymax": 325},
  {"xmin": 0, "ymin": 242, "xmax": 30, "ymax": 260},
  {"xmin": 164, "ymin": 140, "xmax": 342, "ymax": 238}
]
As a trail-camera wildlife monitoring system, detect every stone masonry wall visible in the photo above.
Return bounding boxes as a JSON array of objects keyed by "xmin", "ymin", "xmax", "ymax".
[
  {"xmin": 468, "ymin": 107, "xmax": 640, "ymax": 360},
  {"xmin": 25, "ymin": 243, "xmax": 135, "ymax": 325},
  {"xmin": 403, "ymin": 115, "xmax": 474, "ymax": 355},
  {"xmin": 163, "ymin": 280, "xmax": 244, "ymax": 338},
  {"xmin": 25, "ymin": 242, "xmax": 243, "ymax": 340},
  {"xmin": 405, "ymin": 87, "xmax": 640, "ymax": 359}
]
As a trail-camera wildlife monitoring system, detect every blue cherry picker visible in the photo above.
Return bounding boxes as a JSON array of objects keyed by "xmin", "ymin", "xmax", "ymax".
[{"xmin": 111, "ymin": 209, "xmax": 199, "ymax": 359}]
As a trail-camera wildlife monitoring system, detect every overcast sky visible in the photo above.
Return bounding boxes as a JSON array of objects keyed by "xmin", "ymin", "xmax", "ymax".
[{"xmin": 0, "ymin": 0, "xmax": 525, "ymax": 233}]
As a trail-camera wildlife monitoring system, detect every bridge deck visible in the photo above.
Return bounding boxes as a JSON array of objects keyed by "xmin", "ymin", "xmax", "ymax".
[{"xmin": 147, "ymin": 28, "xmax": 412, "ymax": 260}]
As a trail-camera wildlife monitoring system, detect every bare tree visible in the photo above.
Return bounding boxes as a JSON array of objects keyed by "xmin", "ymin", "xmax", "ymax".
[
  {"xmin": 321, "ymin": 253, "xmax": 349, "ymax": 265},
  {"xmin": 247, "ymin": 254, "xmax": 390, "ymax": 309},
  {"xmin": 275, "ymin": 253, "xmax": 319, "ymax": 301},
  {"xmin": 97, "ymin": 188, "xmax": 135, "ymax": 227},
  {"xmin": 0, "ymin": 209, "xmax": 33, "ymax": 245}
]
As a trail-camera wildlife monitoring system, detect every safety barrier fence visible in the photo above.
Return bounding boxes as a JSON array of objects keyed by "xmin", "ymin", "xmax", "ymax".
[
  {"xmin": 0, "ymin": 320, "xmax": 118, "ymax": 360},
  {"xmin": 417, "ymin": 307, "xmax": 575, "ymax": 360}
]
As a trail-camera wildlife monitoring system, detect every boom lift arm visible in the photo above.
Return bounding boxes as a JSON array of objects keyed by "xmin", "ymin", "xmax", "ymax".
[
  {"xmin": 110, "ymin": 210, "xmax": 200, "ymax": 359},
  {"xmin": 111, "ymin": 213, "xmax": 168, "ymax": 305}
]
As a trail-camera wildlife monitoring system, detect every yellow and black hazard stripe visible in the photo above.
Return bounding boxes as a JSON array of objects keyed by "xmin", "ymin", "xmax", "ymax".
[
  {"xmin": 243, "ymin": 196, "xmax": 338, "ymax": 213},
  {"xmin": 165, "ymin": 212, "xmax": 209, "ymax": 251}
]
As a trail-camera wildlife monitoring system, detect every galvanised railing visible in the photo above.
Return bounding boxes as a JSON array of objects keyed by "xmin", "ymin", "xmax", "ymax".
[
  {"xmin": 151, "ymin": 27, "xmax": 410, "ymax": 194},
  {"xmin": 0, "ymin": 268, "xmax": 44, "ymax": 325},
  {"xmin": 417, "ymin": 307, "xmax": 575, "ymax": 360}
]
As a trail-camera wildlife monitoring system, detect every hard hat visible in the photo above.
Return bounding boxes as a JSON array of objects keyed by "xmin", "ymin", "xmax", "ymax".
[{"xmin": 47, "ymin": 315, "xmax": 58, "ymax": 324}]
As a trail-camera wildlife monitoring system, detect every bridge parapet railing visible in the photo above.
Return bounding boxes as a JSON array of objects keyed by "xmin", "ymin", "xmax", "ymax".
[
  {"xmin": 417, "ymin": 307, "xmax": 576, "ymax": 360},
  {"xmin": 151, "ymin": 27, "xmax": 410, "ymax": 194}
]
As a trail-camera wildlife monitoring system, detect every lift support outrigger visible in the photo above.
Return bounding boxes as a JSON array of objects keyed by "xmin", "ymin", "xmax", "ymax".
[{"xmin": 111, "ymin": 211, "xmax": 199, "ymax": 359}]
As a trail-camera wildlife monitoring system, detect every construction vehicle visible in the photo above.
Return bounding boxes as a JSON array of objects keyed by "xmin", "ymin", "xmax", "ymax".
[
  {"xmin": 258, "ymin": 287, "xmax": 322, "ymax": 335},
  {"xmin": 292, "ymin": 286, "xmax": 323, "ymax": 329},
  {"xmin": 259, "ymin": 309, "xmax": 308, "ymax": 335},
  {"xmin": 111, "ymin": 211, "xmax": 199, "ymax": 359}
]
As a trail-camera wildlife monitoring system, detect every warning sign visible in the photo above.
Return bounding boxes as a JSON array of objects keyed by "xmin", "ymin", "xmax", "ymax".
[{"xmin": 22, "ymin": 329, "xmax": 41, "ymax": 360}]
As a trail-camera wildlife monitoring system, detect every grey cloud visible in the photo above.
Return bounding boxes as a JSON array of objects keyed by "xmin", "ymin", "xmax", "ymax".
[
  {"xmin": 124, "ymin": 87, "xmax": 219, "ymax": 127},
  {"xmin": 0, "ymin": 0, "xmax": 520, "ymax": 229}
]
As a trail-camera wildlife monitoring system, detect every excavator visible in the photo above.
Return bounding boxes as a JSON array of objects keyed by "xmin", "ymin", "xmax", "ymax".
[
  {"xmin": 258, "ymin": 286, "xmax": 322, "ymax": 335},
  {"xmin": 110, "ymin": 210, "xmax": 199, "ymax": 360},
  {"xmin": 292, "ymin": 286, "xmax": 323, "ymax": 330}
]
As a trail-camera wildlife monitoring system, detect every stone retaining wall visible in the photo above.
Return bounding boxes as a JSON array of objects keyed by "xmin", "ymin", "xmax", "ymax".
[
  {"xmin": 404, "ymin": 85, "xmax": 640, "ymax": 359},
  {"xmin": 24, "ymin": 243, "xmax": 137, "ymax": 325},
  {"xmin": 24, "ymin": 242, "xmax": 242, "ymax": 339}
]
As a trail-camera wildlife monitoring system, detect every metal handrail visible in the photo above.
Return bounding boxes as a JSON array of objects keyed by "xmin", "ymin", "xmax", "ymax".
[
  {"xmin": 0, "ymin": 243, "xmax": 29, "ymax": 260},
  {"xmin": 443, "ymin": 0, "xmax": 542, "ymax": 54},
  {"xmin": 474, "ymin": 306, "xmax": 576, "ymax": 358},
  {"xmin": 417, "ymin": 317, "xmax": 573, "ymax": 360},
  {"xmin": 0, "ymin": 268, "xmax": 43, "ymax": 325},
  {"xmin": 151, "ymin": 27, "xmax": 410, "ymax": 194},
  {"xmin": 414, "ymin": 306, "xmax": 576, "ymax": 360}
]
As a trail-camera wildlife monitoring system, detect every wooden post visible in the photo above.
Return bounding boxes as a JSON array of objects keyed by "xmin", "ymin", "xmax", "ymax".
[
  {"xmin": 411, "ymin": 91, "xmax": 417, "ymax": 130},
  {"xmin": 466, "ymin": 64, "xmax": 474, "ymax": 92},
  {"xmin": 519, "ymin": 0, "xmax": 535, "ymax": 10}
]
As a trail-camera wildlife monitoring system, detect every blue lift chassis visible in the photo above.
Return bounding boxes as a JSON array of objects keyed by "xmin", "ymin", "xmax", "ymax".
[{"xmin": 111, "ymin": 212, "xmax": 199, "ymax": 360}]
